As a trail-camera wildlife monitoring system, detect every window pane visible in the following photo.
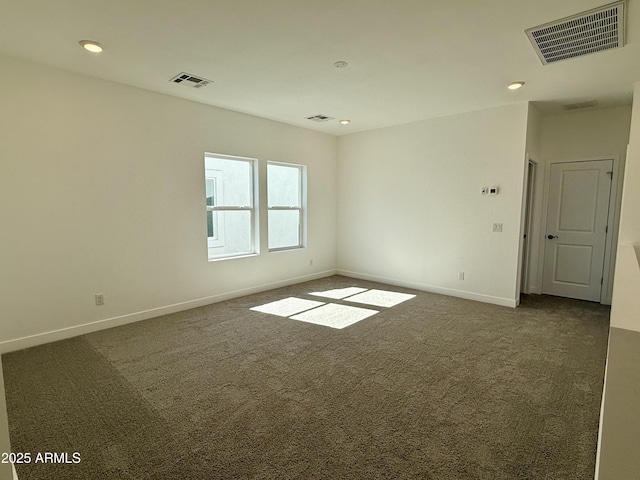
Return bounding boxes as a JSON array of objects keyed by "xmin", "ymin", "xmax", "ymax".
[
  {"xmin": 208, "ymin": 210, "xmax": 253, "ymax": 259},
  {"xmin": 268, "ymin": 210, "xmax": 300, "ymax": 249},
  {"xmin": 205, "ymin": 157, "xmax": 252, "ymax": 207},
  {"xmin": 205, "ymin": 178, "xmax": 216, "ymax": 206},
  {"xmin": 206, "ymin": 210, "xmax": 222, "ymax": 242},
  {"xmin": 268, "ymin": 164, "xmax": 300, "ymax": 207},
  {"xmin": 207, "ymin": 210, "xmax": 215, "ymax": 238}
]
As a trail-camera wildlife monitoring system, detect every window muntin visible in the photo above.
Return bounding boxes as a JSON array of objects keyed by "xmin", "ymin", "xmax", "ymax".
[
  {"xmin": 205, "ymin": 154, "xmax": 258, "ymax": 260},
  {"xmin": 267, "ymin": 162, "xmax": 305, "ymax": 251}
]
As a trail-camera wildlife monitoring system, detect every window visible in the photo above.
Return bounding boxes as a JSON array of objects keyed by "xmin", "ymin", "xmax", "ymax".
[
  {"xmin": 204, "ymin": 153, "xmax": 258, "ymax": 260},
  {"xmin": 267, "ymin": 162, "xmax": 306, "ymax": 251}
]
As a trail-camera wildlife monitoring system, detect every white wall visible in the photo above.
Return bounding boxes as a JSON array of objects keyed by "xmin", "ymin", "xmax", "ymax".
[
  {"xmin": 520, "ymin": 104, "xmax": 543, "ymax": 295},
  {"xmin": 0, "ymin": 359, "xmax": 13, "ymax": 480},
  {"xmin": 0, "ymin": 54, "xmax": 338, "ymax": 351},
  {"xmin": 531, "ymin": 106, "xmax": 632, "ymax": 303},
  {"xmin": 596, "ymin": 86, "xmax": 640, "ymax": 480},
  {"xmin": 336, "ymin": 103, "xmax": 529, "ymax": 307},
  {"xmin": 539, "ymin": 106, "xmax": 632, "ymax": 160},
  {"xmin": 610, "ymin": 86, "xmax": 640, "ymax": 332}
]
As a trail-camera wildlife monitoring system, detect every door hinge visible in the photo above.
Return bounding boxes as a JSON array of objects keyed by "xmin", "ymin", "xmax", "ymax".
[
  {"xmin": 606, "ymin": 225, "xmax": 608, "ymax": 233},
  {"xmin": 601, "ymin": 277, "xmax": 604, "ymax": 285}
]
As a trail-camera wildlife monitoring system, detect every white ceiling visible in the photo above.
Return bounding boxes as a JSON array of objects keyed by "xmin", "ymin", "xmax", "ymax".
[{"xmin": 1, "ymin": 0, "xmax": 638, "ymax": 136}]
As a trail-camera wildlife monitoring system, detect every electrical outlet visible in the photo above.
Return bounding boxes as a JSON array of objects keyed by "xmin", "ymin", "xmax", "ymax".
[
  {"xmin": 95, "ymin": 293, "xmax": 105, "ymax": 306},
  {"xmin": 458, "ymin": 272, "xmax": 465, "ymax": 280},
  {"xmin": 492, "ymin": 223, "xmax": 503, "ymax": 233}
]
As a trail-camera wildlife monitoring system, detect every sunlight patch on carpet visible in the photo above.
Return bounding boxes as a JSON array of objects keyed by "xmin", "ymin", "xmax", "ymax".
[
  {"xmin": 290, "ymin": 303, "xmax": 378, "ymax": 329},
  {"xmin": 309, "ymin": 287, "xmax": 368, "ymax": 299},
  {"xmin": 250, "ymin": 297, "xmax": 324, "ymax": 317},
  {"xmin": 344, "ymin": 289, "xmax": 416, "ymax": 307}
]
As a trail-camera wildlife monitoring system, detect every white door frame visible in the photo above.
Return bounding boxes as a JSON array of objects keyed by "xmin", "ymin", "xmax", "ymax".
[
  {"xmin": 536, "ymin": 155, "xmax": 623, "ymax": 304},
  {"xmin": 520, "ymin": 159, "xmax": 537, "ymax": 295}
]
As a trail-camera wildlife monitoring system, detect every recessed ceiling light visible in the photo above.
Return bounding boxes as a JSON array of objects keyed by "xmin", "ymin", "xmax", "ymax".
[
  {"xmin": 339, "ymin": 119, "xmax": 351, "ymax": 125},
  {"xmin": 507, "ymin": 81, "xmax": 525, "ymax": 90},
  {"xmin": 79, "ymin": 40, "xmax": 103, "ymax": 53}
]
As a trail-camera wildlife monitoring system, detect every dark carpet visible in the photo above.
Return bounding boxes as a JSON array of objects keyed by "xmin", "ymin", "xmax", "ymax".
[{"xmin": 2, "ymin": 275, "xmax": 610, "ymax": 479}]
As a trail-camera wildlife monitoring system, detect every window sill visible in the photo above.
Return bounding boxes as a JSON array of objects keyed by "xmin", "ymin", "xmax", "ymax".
[
  {"xmin": 268, "ymin": 246, "xmax": 305, "ymax": 254},
  {"xmin": 208, "ymin": 252, "xmax": 259, "ymax": 262}
]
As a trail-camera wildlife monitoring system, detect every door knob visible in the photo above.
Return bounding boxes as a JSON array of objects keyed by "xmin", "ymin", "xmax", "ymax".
[{"xmin": 547, "ymin": 235, "xmax": 558, "ymax": 240}]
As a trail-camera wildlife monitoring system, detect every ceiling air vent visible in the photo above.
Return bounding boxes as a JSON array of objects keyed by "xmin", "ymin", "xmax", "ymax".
[
  {"xmin": 306, "ymin": 114, "xmax": 335, "ymax": 122},
  {"xmin": 170, "ymin": 72, "xmax": 212, "ymax": 88},
  {"xmin": 564, "ymin": 100, "xmax": 598, "ymax": 111},
  {"xmin": 525, "ymin": 1, "xmax": 625, "ymax": 65}
]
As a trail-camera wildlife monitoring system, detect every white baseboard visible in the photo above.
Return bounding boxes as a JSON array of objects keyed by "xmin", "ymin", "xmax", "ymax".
[
  {"xmin": 0, "ymin": 270, "xmax": 336, "ymax": 354},
  {"xmin": 337, "ymin": 269, "xmax": 517, "ymax": 308}
]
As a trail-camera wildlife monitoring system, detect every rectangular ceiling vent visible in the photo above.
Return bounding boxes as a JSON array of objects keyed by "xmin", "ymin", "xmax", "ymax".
[
  {"xmin": 525, "ymin": 1, "xmax": 625, "ymax": 65},
  {"xmin": 564, "ymin": 100, "xmax": 599, "ymax": 111},
  {"xmin": 170, "ymin": 72, "xmax": 212, "ymax": 88},
  {"xmin": 306, "ymin": 114, "xmax": 335, "ymax": 122}
]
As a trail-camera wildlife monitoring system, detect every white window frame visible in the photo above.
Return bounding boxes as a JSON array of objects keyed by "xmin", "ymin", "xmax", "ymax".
[
  {"xmin": 267, "ymin": 161, "xmax": 306, "ymax": 252},
  {"xmin": 205, "ymin": 153, "xmax": 259, "ymax": 261}
]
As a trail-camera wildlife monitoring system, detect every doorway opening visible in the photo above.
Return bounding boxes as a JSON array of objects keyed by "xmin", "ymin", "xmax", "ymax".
[{"xmin": 521, "ymin": 160, "xmax": 536, "ymax": 296}]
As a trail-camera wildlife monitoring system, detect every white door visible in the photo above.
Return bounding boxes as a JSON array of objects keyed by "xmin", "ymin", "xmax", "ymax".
[{"xmin": 542, "ymin": 160, "xmax": 612, "ymax": 302}]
